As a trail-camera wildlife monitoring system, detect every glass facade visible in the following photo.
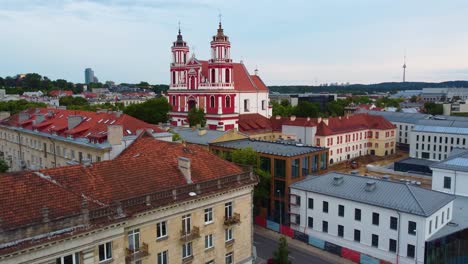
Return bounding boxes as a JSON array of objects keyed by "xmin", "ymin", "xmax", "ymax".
[
  {"xmin": 291, "ymin": 158, "xmax": 299, "ymax": 178},
  {"xmin": 274, "ymin": 159, "xmax": 286, "ymax": 178},
  {"xmin": 259, "ymin": 156, "xmax": 271, "ymax": 172},
  {"xmin": 302, "ymin": 156, "xmax": 309, "ymax": 176}
]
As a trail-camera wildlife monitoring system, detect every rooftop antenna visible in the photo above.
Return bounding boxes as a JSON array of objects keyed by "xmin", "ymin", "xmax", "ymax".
[
  {"xmin": 254, "ymin": 65, "xmax": 259, "ymax": 76},
  {"xmin": 402, "ymin": 52, "xmax": 407, "ymax": 83}
]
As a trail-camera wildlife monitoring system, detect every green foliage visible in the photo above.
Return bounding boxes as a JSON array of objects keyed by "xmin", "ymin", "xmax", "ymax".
[
  {"xmin": 59, "ymin": 96, "xmax": 88, "ymax": 106},
  {"xmin": 172, "ymin": 133, "xmax": 181, "ymax": 141},
  {"xmin": 410, "ymin": 95, "xmax": 418, "ymax": 103},
  {"xmin": 292, "ymin": 101, "xmax": 320, "ymax": 118},
  {"xmin": 0, "ymin": 159, "xmax": 9, "ymax": 173},
  {"xmin": 326, "ymin": 99, "xmax": 348, "ymax": 117},
  {"xmin": 273, "ymin": 236, "xmax": 290, "ymax": 264},
  {"xmin": 67, "ymin": 102, "xmax": 125, "ymax": 112},
  {"xmin": 375, "ymin": 97, "xmax": 403, "ymax": 108},
  {"xmin": 271, "ymin": 101, "xmax": 293, "ymax": 117},
  {"xmin": 231, "ymin": 147, "xmax": 258, "ymax": 167},
  {"xmin": 187, "ymin": 107, "xmax": 206, "ymax": 127},
  {"xmin": 124, "ymin": 97, "xmax": 171, "ymax": 124},
  {"xmin": 0, "ymin": 100, "xmax": 47, "ymax": 114},
  {"xmin": 254, "ymin": 169, "xmax": 270, "ymax": 206},
  {"xmin": 424, "ymin": 102, "xmax": 443, "ymax": 115}
]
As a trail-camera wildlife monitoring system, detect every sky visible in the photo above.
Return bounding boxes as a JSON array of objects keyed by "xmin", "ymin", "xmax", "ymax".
[{"xmin": 1, "ymin": 0, "xmax": 468, "ymax": 85}]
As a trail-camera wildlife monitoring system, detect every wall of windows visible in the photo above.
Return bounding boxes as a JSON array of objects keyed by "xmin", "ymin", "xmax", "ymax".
[{"xmin": 274, "ymin": 159, "xmax": 286, "ymax": 178}]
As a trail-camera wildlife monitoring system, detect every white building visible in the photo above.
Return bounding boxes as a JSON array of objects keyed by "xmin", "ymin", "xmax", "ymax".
[
  {"xmin": 410, "ymin": 116, "xmax": 468, "ymax": 161},
  {"xmin": 431, "ymin": 149, "xmax": 468, "ymax": 196},
  {"xmin": 289, "ymin": 172, "xmax": 455, "ymax": 264}
]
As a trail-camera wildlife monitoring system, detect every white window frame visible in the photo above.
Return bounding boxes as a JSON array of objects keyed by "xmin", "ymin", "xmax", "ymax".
[
  {"xmin": 98, "ymin": 241, "xmax": 112, "ymax": 262},
  {"xmin": 225, "ymin": 228, "xmax": 233, "ymax": 242},
  {"xmin": 182, "ymin": 214, "xmax": 191, "ymax": 234},
  {"xmin": 225, "ymin": 252, "xmax": 234, "ymax": 264},
  {"xmin": 225, "ymin": 202, "xmax": 233, "ymax": 219},
  {"xmin": 128, "ymin": 229, "xmax": 140, "ymax": 251},
  {"xmin": 157, "ymin": 221, "xmax": 167, "ymax": 239},
  {"xmin": 205, "ymin": 234, "xmax": 214, "ymax": 249},
  {"xmin": 204, "ymin": 208, "xmax": 213, "ymax": 224},
  {"xmin": 157, "ymin": 250, "xmax": 168, "ymax": 264},
  {"xmin": 56, "ymin": 253, "xmax": 80, "ymax": 264},
  {"xmin": 182, "ymin": 242, "xmax": 192, "ymax": 258}
]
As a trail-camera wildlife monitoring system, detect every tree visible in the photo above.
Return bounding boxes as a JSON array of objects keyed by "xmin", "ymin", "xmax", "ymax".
[
  {"xmin": 231, "ymin": 147, "xmax": 258, "ymax": 167},
  {"xmin": 271, "ymin": 101, "xmax": 293, "ymax": 117},
  {"xmin": 410, "ymin": 95, "xmax": 418, "ymax": 103},
  {"xmin": 124, "ymin": 97, "xmax": 171, "ymax": 124},
  {"xmin": 0, "ymin": 159, "xmax": 9, "ymax": 173},
  {"xmin": 59, "ymin": 96, "xmax": 88, "ymax": 107},
  {"xmin": 187, "ymin": 107, "xmax": 206, "ymax": 127},
  {"xmin": 292, "ymin": 101, "xmax": 320, "ymax": 118},
  {"xmin": 273, "ymin": 236, "xmax": 290, "ymax": 264},
  {"xmin": 424, "ymin": 102, "xmax": 443, "ymax": 115}
]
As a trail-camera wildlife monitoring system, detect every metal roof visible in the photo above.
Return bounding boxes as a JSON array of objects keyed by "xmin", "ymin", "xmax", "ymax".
[
  {"xmin": 356, "ymin": 110, "xmax": 431, "ymax": 124},
  {"xmin": 173, "ymin": 127, "xmax": 225, "ymax": 146},
  {"xmin": 211, "ymin": 139, "xmax": 325, "ymax": 157},
  {"xmin": 290, "ymin": 172, "xmax": 455, "ymax": 217},
  {"xmin": 396, "ymin": 157, "xmax": 436, "ymax": 166},
  {"xmin": 431, "ymin": 149, "xmax": 468, "ymax": 172},
  {"xmin": 413, "ymin": 125, "xmax": 468, "ymax": 135},
  {"xmin": 428, "ymin": 196, "xmax": 468, "ymax": 241}
]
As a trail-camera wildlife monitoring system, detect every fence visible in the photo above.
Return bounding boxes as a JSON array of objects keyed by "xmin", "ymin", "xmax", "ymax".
[{"xmin": 256, "ymin": 216, "xmax": 390, "ymax": 264}]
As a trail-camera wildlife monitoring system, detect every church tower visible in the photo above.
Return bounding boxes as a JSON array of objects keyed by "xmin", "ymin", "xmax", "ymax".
[
  {"xmin": 170, "ymin": 26, "xmax": 189, "ymax": 86},
  {"xmin": 208, "ymin": 21, "xmax": 233, "ymax": 85}
]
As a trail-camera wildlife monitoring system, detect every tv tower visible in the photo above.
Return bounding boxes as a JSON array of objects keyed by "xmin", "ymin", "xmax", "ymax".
[{"xmin": 402, "ymin": 56, "xmax": 407, "ymax": 83}]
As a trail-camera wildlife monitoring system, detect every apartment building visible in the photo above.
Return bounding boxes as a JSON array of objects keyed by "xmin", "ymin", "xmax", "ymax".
[
  {"xmin": 289, "ymin": 172, "xmax": 455, "ymax": 264},
  {"xmin": 0, "ymin": 134, "xmax": 257, "ymax": 264},
  {"xmin": 431, "ymin": 148, "xmax": 468, "ymax": 196},
  {"xmin": 0, "ymin": 108, "xmax": 170, "ymax": 171},
  {"xmin": 409, "ymin": 116, "xmax": 468, "ymax": 161}
]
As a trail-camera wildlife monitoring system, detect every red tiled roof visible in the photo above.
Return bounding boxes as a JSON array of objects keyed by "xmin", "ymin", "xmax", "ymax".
[
  {"xmin": 49, "ymin": 90, "xmax": 73, "ymax": 97},
  {"xmin": 282, "ymin": 117, "xmax": 318, "ymax": 127},
  {"xmin": 315, "ymin": 113, "xmax": 396, "ymax": 136},
  {"xmin": 1, "ymin": 108, "xmax": 164, "ymax": 140},
  {"xmin": 238, "ymin": 113, "xmax": 273, "ymax": 132},
  {"xmin": 0, "ymin": 134, "xmax": 249, "ymax": 252}
]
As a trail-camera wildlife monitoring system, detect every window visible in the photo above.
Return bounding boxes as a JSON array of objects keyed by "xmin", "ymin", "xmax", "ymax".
[
  {"xmin": 291, "ymin": 158, "xmax": 299, "ymax": 178},
  {"xmin": 302, "ymin": 157, "xmax": 309, "ymax": 176},
  {"xmin": 225, "ymin": 69, "xmax": 230, "ymax": 83},
  {"xmin": 128, "ymin": 229, "xmax": 140, "ymax": 251},
  {"xmin": 308, "ymin": 198, "xmax": 314, "ymax": 209},
  {"xmin": 355, "ymin": 208, "xmax": 361, "ymax": 221},
  {"xmin": 293, "ymin": 215, "xmax": 300, "ymax": 225},
  {"xmin": 322, "ymin": 221, "xmax": 328, "ymax": 233},
  {"xmin": 157, "ymin": 250, "xmax": 168, "ymax": 264},
  {"xmin": 274, "ymin": 159, "xmax": 286, "ymax": 178},
  {"xmin": 389, "ymin": 239, "xmax": 397, "ymax": 253},
  {"xmin": 448, "ymin": 207, "xmax": 450, "ymax": 220},
  {"xmin": 408, "ymin": 221, "xmax": 416, "ymax": 235},
  {"xmin": 205, "ymin": 208, "xmax": 213, "ymax": 224},
  {"xmin": 225, "ymin": 96, "xmax": 231, "ymax": 108},
  {"xmin": 210, "ymin": 96, "xmax": 215, "ymax": 108},
  {"xmin": 372, "ymin": 234, "xmax": 379, "ymax": 247},
  {"xmin": 429, "ymin": 220, "xmax": 432, "ymax": 234},
  {"xmin": 444, "ymin": 177, "xmax": 452, "ymax": 189},
  {"xmin": 225, "ymin": 252, "xmax": 233, "ymax": 264},
  {"xmin": 243, "ymin": 99, "xmax": 250, "ymax": 112},
  {"xmin": 338, "ymin": 205, "xmax": 344, "ymax": 217},
  {"xmin": 98, "ymin": 242, "xmax": 112, "ymax": 262},
  {"xmin": 259, "ymin": 156, "xmax": 271, "ymax": 172},
  {"xmin": 294, "ymin": 195, "xmax": 301, "ymax": 206},
  {"xmin": 225, "ymin": 228, "xmax": 233, "ymax": 242},
  {"xmin": 182, "ymin": 242, "xmax": 192, "ymax": 258},
  {"xmin": 390, "ymin": 216, "xmax": 398, "ymax": 230},
  {"xmin": 262, "ymin": 100, "xmax": 266, "ymax": 110},
  {"xmin": 157, "ymin": 221, "xmax": 167, "ymax": 239},
  {"xmin": 372, "ymin": 213, "xmax": 380, "ymax": 226},
  {"xmin": 56, "ymin": 253, "xmax": 80, "ymax": 264},
  {"xmin": 338, "ymin": 225, "xmax": 344, "ymax": 237},
  {"xmin": 323, "ymin": 201, "xmax": 329, "ymax": 213},
  {"xmin": 225, "ymin": 202, "xmax": 233, "ymax": 219},
  {"xmin": 308, "ymin": 217, "xmax": 313, "ymax": 228},
  {"xmin": 407, "ymin": 244, "xmax": 415, "ymax": 258},
  {"xmin": 182, "ymin": 214, "xmax": 191, "ymax": 234},
  {"xmin": 435, "ymin": 216, "xmax": 438, "ymax": 229},
  {"xmin": 205, "ymin": 234, "xmax": 213, "ymax": 249},
  {"xmin": 172, "ymin": 95, "xmax": 176, "ymax": 106},
  {"xmin": 354, "ymin": 229, "xmax": 361, "ymax": 242}
]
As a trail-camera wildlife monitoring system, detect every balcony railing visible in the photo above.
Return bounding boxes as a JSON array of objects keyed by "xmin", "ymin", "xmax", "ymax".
[
  {"xmin": 224, "ymin": 212, "xmax": 241, "ymax": 226},
  {"xmin": 180, "ymin": 226, "xmax": 200, "ymax": 241},
  {"xmin": 125, "ymin": 242, "xmax": 149, "ymax": 263}
]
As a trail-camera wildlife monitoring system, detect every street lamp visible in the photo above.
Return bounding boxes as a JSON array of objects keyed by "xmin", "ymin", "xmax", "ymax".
[{"xmin": 277, "ymin": 189, "xmax": 282, "ymax": 226}]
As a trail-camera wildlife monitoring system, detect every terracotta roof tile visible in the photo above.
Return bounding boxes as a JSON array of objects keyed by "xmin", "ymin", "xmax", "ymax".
[{"xmin": 315, "ymin": 113, "xmax": 396, "ymax": 136}]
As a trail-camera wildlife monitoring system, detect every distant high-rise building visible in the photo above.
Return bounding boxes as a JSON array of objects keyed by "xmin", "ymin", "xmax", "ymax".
[
  {"xmin": 85, "ymin": 68, "xmax": 95, "ymax": 84},
  {"xmin": 402, "ymin": 56, "xmax": 407, "ymax": 83}
]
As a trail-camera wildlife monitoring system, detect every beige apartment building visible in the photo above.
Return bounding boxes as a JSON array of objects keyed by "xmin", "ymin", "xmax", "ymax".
[
  {"xmin": 0, "ymin": 134, "xmax": 257, "ymax": 264},
  {"xmin": 0, "ymin": 108, "xmax": 170, "ymax": 171}
]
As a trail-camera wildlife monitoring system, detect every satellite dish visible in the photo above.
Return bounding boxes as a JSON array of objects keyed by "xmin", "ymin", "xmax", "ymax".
[{"xmin": 189, "ymin": 192, "xmax": 197, "ymax": 197}]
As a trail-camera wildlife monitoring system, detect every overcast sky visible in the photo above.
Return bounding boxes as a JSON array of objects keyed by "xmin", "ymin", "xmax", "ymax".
[{"xmin": 1, "ymin": 0, "xmax": 468, "ymax": 85}]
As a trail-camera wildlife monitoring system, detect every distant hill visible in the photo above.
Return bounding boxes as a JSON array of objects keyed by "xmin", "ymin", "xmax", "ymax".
[{"xmin": 268, "ymin": 81, "xmax": 468, "ymax": 94}]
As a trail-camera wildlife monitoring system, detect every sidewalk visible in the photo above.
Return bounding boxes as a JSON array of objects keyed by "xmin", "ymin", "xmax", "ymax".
[{"xmin": 255, "ymin": 226, "xmax": 355, "ymax": 264}]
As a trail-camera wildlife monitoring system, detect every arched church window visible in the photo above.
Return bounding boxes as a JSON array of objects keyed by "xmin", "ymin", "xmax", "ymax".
[
  {"xmin": 210, "ymin": 96, "xmax": 215, "ymax": 108},
  {"xmin": 226, "ymin": 96, "xmax": 231, "ymax": 108},
  {"xmin": 225, "ymin": 69, "xmax": 230, "ymax": 83},
  {"xmin": 211, "ymin": 69, "xmax": 216, "ymax": 83}
]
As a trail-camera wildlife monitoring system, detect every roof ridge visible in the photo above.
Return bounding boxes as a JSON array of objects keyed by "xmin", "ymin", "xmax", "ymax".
[
  {"xmin": 406, "ymin": 184, "xmax": 427, "ymax": 215},
  {"xmin": 240, "ymin": 63, "xmax": 258, "ymax": 91}
]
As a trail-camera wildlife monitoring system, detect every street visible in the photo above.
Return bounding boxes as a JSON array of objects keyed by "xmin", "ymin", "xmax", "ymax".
[{"xmin": 254, "ymin": 232, "xmax": 335, "ymax": 264}]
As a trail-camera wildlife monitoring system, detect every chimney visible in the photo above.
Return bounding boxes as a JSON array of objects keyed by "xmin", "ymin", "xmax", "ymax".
[
  {"xmin": 333, "ymin": 175, "xmax": 344, "ymax": 186},
  {"xmin": 323, "ymin": 118, "xmax": 329, "ymax": 126},
  {"xmin": 365, "ymin": 181, "xmax": 377, "ymax": 192},
  {"xmin": 338, "ymin": 116, "xmax": 342, "ymax": 120},
  {"xmin": 41, "ymin": 206, "xmax": 50, "ymax": 223},
  {"xmin": 34, "ymin": 113, "xmax": 45, "ymax": 124},
  {"xmin": 19, "ymin": 112, "xmax": 30, "ymax": 122},
  {"xmin": 306, "ymin": 117, "xmax": 311, "ymax": 121},
  {"xmin": 68, "ymin": 115, "xmax": 83, "ymax": 130},
  {"xmin": 198, "ymin": 128, "xmax": 207, "ymax": 136},
  {"xmin": 178, "ymin": 157, "xmax": 192, "ymax": 184},
  {"xmin": 290, "ymin": 115, "xmax": 296, "ymax": 121},
  {"xmin": 317, "ymin": 117, "xmax": 322, "ymax": 123},
  {"xmin": 276, "ymin": 115, "xmax": 281, "ymax": 120},
  {"xmin": 108, "ymin": 125, "xmax": 123, "ymax": 145},
  {"xmin": 115, "ymin": 111, "xmax": 123, "ymax": 118}
]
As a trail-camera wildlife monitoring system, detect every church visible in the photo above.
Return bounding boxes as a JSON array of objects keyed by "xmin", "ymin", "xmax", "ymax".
[{"xmin": 167, "ymin": 22, "xmax": 272, "ymax": 130}]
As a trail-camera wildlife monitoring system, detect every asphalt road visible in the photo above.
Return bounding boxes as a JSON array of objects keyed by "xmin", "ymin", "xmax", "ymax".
[{"xmin": 254, "ymin": 232, "xmax": 334, "ymax": 264}]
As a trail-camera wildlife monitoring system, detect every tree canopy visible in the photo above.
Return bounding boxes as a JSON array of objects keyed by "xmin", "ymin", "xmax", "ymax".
[
  {"xmin": 0, "ymin": 159, "xmax": 9, "ymax": 173},
  {"xmin": 124, "ymin": 97, "xmax": 171, "ymax": 124},
  {"xmin": 273, "ymin": 236, "xmax": 290, "ymax": 264},
  {"xmin": 0, "ymin": 100, "xmax": 47, "ymax": 115},
  {"xmin": 187, "ymin": 107, "xmax": 206, "ymax": 127},
  {"xmin": 231, "ymin": 147, "xmax": 258, "ymax": 167},
  {"xmin": 424, "ymin": 102, "xmax": 443, "ymax": 115}
]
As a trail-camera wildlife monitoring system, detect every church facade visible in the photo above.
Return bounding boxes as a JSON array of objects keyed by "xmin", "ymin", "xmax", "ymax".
[{"xmin": 167, "ymin": 22, "xmax": 272, "ymax": 130}]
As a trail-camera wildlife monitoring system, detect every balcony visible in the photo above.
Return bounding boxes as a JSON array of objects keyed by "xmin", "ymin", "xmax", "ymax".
[
  {"xmin": 125, "ymin": 243, "xmax": 149, "ymax": 264},
  {"xmin": 180, "ymin": 226, "xmax": 200, "ymax": 241},
  {"xmin": 224, "ymin": 213, "xmax": 241, "ymax": 226}
]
